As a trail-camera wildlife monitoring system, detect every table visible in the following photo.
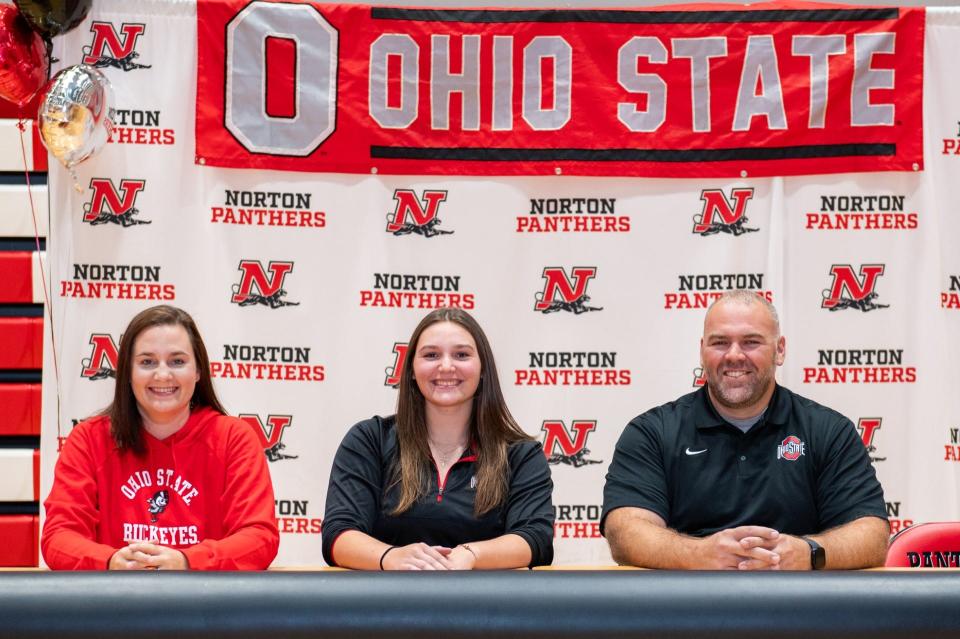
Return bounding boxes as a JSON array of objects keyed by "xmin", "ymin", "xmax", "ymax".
[{"xmin": 2, "ymin": 569, "xmax": 958, "ymax": 638}]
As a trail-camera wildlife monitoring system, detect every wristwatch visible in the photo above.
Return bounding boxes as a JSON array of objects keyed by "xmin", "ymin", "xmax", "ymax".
[{"xmin": 802, "ymin": 537, "xmax": 826, "ymax": 570}]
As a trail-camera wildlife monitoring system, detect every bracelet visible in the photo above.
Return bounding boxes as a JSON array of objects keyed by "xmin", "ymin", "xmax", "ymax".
[
  {"xmin": 379, "ymin": 546, "xmax": 397, "ymax": 571},
  {"xmin": 458, "ymin": 543, "xmax": 478, "ymax": 561}
]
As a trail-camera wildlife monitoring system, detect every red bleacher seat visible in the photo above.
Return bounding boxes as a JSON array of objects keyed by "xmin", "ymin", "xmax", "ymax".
[
  {"xmin": 0, "ymin": 383, "xmax": 40, "ymax": 435},
  {"xmin": 0, "ymin": 515, "xmax": 38, "ymax": 566},
  {"xmin": 0, "ymin": 251, "xmax": 34, "ymax": 303},
  {"xmin": 0, "ymin": 317, "xmax": 42, "ymax": 368}
]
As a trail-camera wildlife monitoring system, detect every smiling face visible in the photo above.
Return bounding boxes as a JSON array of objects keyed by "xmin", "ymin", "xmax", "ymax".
[
  {"xmin": 412, "ymin": 321, "xmax": 482, "ymax": 412},
  {"xmin": 700, "ymin": 298, "xmax": 785, "ymax": 419},
  {"xmin": 130, "ymin": 323, "xmax": 200, "ymax": 430}
]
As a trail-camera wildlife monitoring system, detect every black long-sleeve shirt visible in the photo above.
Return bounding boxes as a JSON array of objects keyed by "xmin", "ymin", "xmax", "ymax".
[{"xmin": 322, "ymin": 415, "xmax": 554, "ymax": 567}]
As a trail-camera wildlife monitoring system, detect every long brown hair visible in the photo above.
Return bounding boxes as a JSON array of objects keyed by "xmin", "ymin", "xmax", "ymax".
[
  {"xmin": 393, "ymin": 308, "xmax": 531, "ymax": 516},
  {"xmin": 106, "ymin": 305, "xmax": 226, "ymax": 455}
]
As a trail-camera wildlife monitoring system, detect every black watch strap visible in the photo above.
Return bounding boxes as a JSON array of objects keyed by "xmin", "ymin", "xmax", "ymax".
[{"xmin": 802, "ymin": 537, "xmax": 826, "ymax": 570}]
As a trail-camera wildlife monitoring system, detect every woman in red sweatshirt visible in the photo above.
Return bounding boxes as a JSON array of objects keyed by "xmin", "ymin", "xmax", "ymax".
[{"xmin": 42, "ymin": 305, "xmax": 279, "ymax": 570}]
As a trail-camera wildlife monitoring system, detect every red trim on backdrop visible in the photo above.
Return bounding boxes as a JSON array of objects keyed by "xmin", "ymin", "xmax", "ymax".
[{"xmin": 196, "ymin": 1, "xmax": 924, "ymax": 177}]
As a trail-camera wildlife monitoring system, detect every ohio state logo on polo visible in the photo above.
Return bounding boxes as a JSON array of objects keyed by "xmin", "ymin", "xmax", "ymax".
[{"xmin": 777, "ymin": 435, "xmax": 806, "ymax": 461}]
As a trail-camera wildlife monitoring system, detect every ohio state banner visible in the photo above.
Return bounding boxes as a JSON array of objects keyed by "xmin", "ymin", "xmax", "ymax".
[
  {"xmin": 40, "ymin": 0, "xmax": 959, "ymax": 568},
  {"xmin": 195, "ymin": 1, "xmax": 924, "ymax": 178}
]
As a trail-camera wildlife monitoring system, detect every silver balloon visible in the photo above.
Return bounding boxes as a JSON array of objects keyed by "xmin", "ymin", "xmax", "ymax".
[{"xmin": 38, "ymin": 64, "xmax": 114, "ymax": 169}]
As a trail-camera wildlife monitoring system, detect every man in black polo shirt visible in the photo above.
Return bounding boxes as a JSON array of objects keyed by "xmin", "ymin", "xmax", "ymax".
[{"xmin": 602, "ymin": 290, "xmax": 888, "ymax": 570}]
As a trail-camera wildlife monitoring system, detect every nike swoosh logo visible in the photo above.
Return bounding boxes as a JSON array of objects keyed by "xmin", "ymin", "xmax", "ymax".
[{"xmin": 685, "ymin": 448, "xmax": 707, "ymax": 455}]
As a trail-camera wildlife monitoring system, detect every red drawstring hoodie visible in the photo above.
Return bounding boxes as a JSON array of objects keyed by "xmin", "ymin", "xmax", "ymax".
[{"xmin": 42, "ymin": 407, "xmax": 279, "ymax": 570}]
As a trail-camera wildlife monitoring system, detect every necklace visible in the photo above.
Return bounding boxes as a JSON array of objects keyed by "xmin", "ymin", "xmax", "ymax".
[{"xmin": 430, "ymin": 442, "xmax": 467, "ymax": 468}]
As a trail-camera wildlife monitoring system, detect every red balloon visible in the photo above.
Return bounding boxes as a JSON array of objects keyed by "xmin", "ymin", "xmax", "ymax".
[{"xmin": 0, "ymin": 4, "xmax": 49, "ymax": 108}]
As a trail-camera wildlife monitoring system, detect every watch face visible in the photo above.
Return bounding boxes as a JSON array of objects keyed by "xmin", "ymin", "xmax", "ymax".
[
  {"xmin": 805, "ymin": 538, "xmax": 826, "ymax": 570},
  {"xmin": 811, "ymin": 545, "xmax": 826, "ymax": 570},
  {"xmin": 813, "ymin": 547, "xmax": 826, "ymax": 570}
]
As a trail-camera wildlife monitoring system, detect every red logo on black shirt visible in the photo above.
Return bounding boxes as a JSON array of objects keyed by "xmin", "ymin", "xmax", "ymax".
[
  {"xmin": 81, "ymin": 334, "xmax": 120, "ymax": 380},
  {"xmin": 777, "ymin": 435, "xmax": 805, "ymax": 461},
  {"xmin": 541, "ymin": 420, "xmax": 603, "ymax": 468},
  {"xmin": 384, "ymin": 342, "xmax": 409, "ymax": 388},
  {"xmin": 386, "ymin": 190, "xmax": 453, "ymax": 237},
  {"xmin": 693, "ymin": 188, "xmax": 758, "ymax": 236}
]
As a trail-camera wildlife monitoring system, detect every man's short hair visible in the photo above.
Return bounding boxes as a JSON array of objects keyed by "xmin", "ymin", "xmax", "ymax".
[{"xmin": 706, "ymin": 290, "xmax": 780, "ymax": 337}]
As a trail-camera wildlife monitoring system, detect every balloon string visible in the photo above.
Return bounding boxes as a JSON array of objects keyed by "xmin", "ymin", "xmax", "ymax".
[
  {"xmin": 17, "ymin": 119, "xmax": 62, "ymax": 445},
  {"xmin": 45, "ymin": 38, "xmax": 58, "ymax": 68}
]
